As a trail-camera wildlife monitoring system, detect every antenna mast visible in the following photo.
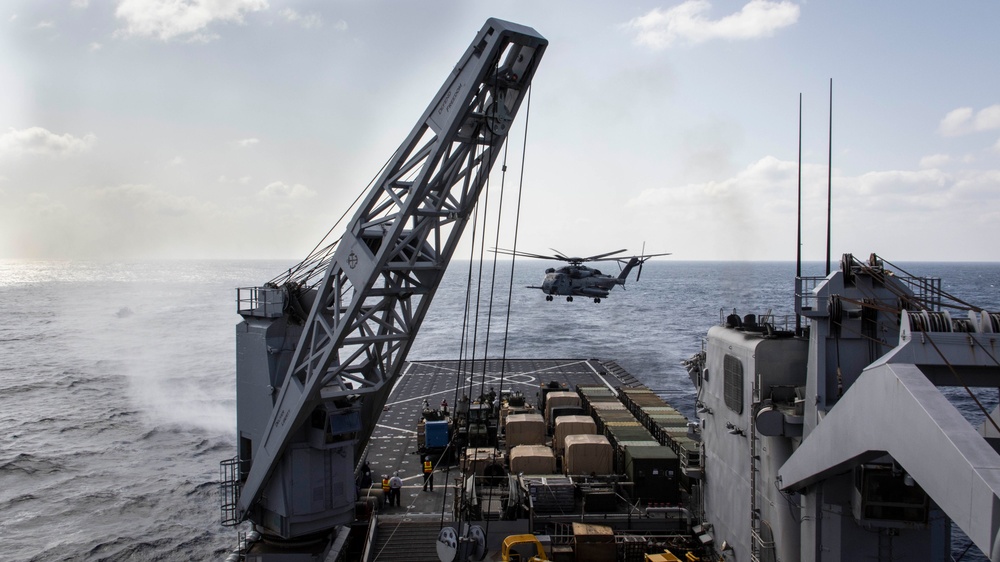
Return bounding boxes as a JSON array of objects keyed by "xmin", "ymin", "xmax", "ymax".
[
  {"xmin": 825, "ymin": 79, "xmax": 833, "ymax": 275},
  {"xmin": 796, "ymin": 92, "xmax": 802, "ymax": 335}
]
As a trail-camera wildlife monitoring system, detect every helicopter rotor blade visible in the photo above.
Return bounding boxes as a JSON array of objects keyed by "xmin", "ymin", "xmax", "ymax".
[
  {"xmin": 492, "ymin": 248, "xmax": 566, "ymax": 261},
  {"xmin": 549, "ymin": 248, "xmax": 572, "ymax": 261},
  {"xmin": 583, "ymin": 248, "xmax": 629, "ymax": 262}
]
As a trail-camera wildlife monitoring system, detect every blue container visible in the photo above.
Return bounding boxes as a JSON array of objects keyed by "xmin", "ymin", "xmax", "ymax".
[{"xmin": 425, "ymin": 420, "xmax": 449, "ymax": 448}]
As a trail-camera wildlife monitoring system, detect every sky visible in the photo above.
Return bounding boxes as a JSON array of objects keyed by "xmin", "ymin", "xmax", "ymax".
[{"xmin": 2, "ymin": 0, "xmax": 999, "ymax": 262}]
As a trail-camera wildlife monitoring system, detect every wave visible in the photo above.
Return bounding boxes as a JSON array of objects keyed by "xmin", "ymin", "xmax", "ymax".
[
  {"xmin": 186, "ymin": 480, "xmax": 217, "ymax": 498},
  {"xmin": 0, "ymin": 492, "xmax": 38, "ymax": 510},
  {"xmin": 0, "ymin": 453, "xmax": 63, "ymax": 476},
  {"xmin": 192, "ymin": 438, "xmax": 232, "ymax": 458},
  {"xmin": 86, "ymin": 537, "xmax": 176, "ymax": 562}
]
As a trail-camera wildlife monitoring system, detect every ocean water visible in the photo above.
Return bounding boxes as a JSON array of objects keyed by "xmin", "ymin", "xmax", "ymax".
[{"xmin": 1, "ymin": 258, "xmax": 998, "ymax": 561}]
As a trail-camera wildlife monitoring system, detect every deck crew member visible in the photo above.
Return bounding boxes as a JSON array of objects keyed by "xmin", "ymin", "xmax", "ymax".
[
  {"xmin": 422, "ymin": 456, "xmax": 434, "ymax": 491},
  {"xmin": 359, "ymin": 462, "xmax": 372, "ymax": 492},
  {"xmin": 381, "ymin": 474, "xmax": 390, "ymax": 506},
  {"xmin": 388, "ymin": 471, "xmax": 403, "ymax": 506}
]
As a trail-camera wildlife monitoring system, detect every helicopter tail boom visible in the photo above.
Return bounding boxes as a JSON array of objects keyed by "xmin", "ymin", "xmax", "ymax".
[{"xmin": 616, "ymin": 257, "xmax": 642, "ymax": 283}]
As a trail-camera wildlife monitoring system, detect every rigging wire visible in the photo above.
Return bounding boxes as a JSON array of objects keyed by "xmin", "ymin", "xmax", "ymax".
[
  {"xmin": 477, "ymin": 117, "xmax": 515, "ymax": 541},
  {"xmin": 270, "ymin": 151, "xmax": 396, "ymax": 288},
  {"xmin": 446, "ymin": 50, "xmax": 509, "ymax": 531},
  {"xmin": 921, "ymin": 330, "xmax": 1000, "ymax": 436}
]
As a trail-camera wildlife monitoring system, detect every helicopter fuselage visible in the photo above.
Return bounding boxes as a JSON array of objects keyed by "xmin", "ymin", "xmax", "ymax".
[
  {"xmin": 539, "ymin": 265, "xmax": 623, "ymax": 299},
  {"xmin": 496, "ymin": 247, "xmax": 666, "ymax": 303}
]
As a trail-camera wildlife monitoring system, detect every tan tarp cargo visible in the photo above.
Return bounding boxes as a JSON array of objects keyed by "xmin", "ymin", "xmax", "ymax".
[
  {"xmin": 509, "ymin": 445, "xmax": 556, "ymax": 474},
  {"xmin": 544, "ymin": 391, "xmax": 581, "ymax": 424},
  {"xmin": 553, "ymin": 415, "xmax": 597, "ymax": 455},
  {"xmin": 564, "ymin": 434, "xmax": 613, "ymax": 476},
  {"xmin": 461, "ymin": 447, "xmax": 502, "ymax": 476},
  {"xmin": 505, "ymin": 413, "xmax": 545, "ymax": 452}
]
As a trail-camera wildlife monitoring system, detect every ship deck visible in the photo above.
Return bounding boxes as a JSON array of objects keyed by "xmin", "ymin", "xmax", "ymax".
[{"xmin": 360, "ymin": 358, "xmax": 640, "ymax": 523}]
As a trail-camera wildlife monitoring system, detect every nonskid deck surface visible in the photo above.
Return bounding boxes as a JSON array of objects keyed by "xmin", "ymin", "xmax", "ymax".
[{"xmin": 361, "ymin": 358, "xmax": 638, "ymax": 522}]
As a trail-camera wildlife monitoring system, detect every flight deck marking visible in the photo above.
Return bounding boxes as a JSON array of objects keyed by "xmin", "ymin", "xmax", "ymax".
[
  {"xmin": 375, "ymin": 423, "xmax": 418, "ymax": 435},
  {"xmin": 584, "ymin": 360, "xmax": 619, "ymax": 394},
  {"xmin": 385, "ymin": 359, "xmax": 600, "ymax": 407}
]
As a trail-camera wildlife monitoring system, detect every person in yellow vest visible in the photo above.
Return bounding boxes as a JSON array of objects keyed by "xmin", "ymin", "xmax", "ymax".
[
  {"xmin": 422, "ymin": 456, "xmax": 434, "ymax": 491},
  {"xmin": 381, "ymin": 474, "xmax": 390, "ymax": 506}
]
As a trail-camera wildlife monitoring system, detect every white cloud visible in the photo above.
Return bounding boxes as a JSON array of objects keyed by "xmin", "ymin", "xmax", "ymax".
[
  {"xmin": 979, "ymin": 105, "xmax": 1000, "ymax": 130},
  {"xmin": 259, "ymin": 181, "xmax": 315, "ymax": 201},
  {"xmin": 939, "ymin": 104, "xmax": 1000, "ymax": 137},
  {"xmin": 628, "ymin": 155, "xmax": 799, "ymax": 207},
  {"xmin": 0, "ymin": 179, "xmax": 328, "ymax": 258},
  {"xmin": 71, "ymin": 0, "xmax": 90, "ymax": 8},
  {"xmin": 918, "ymin": 153, "xmax": 951, "ymax": 169},
  {"xmin": 218, "ymin": 175, "xmax": 252, "ymax": 184},
  {"xmin": 624, "ymin": 0, "xmax": 799, "ymax": 49},
  {"xmin": 853, "ymin": 168, "xmax": 947, "ymax": 199},
  {"xmin": 89, "ymin": 42, "xmax": 103, "ymax": 52},
  {"xmin": 34, "ymin": 20, "xmax": 55, "ymax": 30},
  {"xmin": 234, "ymin": 137, "xmax": 259, "ymax": 147},
  {"xmin": 994, "ymin": 138, "xmax": 1000, "ymax": 153},
  {"xmin": 89, "ymin": 183, "xmax": 206, "ymax": 217},
  {"xmin": 623, "ymin": 154, "xmax": 1000, "ymax": 260},
  {"xmin": 0, "ymin": 127, "xmax": 96, "ymax": 158},
  {"xmin": 279, "ymin": 8, "xmax": 321, "ymax": 29},
  {"xmin": 114, "ymin": 0, "xmax": 268, "ymax": 41}
]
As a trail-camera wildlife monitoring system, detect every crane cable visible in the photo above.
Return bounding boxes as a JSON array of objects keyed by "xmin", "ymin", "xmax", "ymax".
[
  {"xmin": 440, "ymin": 55, "xmax": 525, "ymax": 530},
  {"xmin": 474, "ymin": 99, "xmax": 520, "ymax": 540},
  {"xmin": 440, "ymin": 83, "xmax": 536, "ymax": 538}
]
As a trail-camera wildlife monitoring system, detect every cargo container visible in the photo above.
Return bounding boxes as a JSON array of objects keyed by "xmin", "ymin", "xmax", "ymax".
[
  {"xmin": 623, "ymin": 445, "xmax": 681, "ymax": 504},
  {"xmin": 572, "ymin": 522, "xmax": 615, "ymax": 562},
  {"xmin": 576, "ymin": 385, "xmax": 618, "ymax": 414}
]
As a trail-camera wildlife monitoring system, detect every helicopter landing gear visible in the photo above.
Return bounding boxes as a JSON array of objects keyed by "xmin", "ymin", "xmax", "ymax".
[
  {"xmin": 593, "ymin": 298, "xmax": 601, "ymax": 303},
  {"xmin": 545, "ymin": 295, "xmax": 553, "ymax": 301},
  {"xmin": 566, "ymin": 296, "xmax": 574, "ymax": 302}
]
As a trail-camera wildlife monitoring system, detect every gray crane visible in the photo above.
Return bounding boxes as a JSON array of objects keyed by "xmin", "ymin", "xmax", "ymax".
[{"xmin": 220, "ymin": 18, "xmax": 546, "ymax": 560}]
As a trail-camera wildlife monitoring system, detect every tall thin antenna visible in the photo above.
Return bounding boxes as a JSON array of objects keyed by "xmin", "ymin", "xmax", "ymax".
[
  {"xmin": 796, "ymin": 92, "xmax": 802, "ymax": 335},
  {"xmin": 825, "ymin": 78, "xmax": 833, "ymax": 275}
]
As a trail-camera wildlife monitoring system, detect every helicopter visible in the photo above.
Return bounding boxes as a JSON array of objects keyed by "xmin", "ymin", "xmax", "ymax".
[{"xmin": 492, "ymin": 247, "xmax": 670, "ymax": 302}]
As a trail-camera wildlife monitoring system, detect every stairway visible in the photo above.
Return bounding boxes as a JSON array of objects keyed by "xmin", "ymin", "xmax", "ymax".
[{"xmin": 369, "ymin": 521, "xmax": 443, "ymax": 562}]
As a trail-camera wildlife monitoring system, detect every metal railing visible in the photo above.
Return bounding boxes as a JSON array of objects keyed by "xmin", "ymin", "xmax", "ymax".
[{"xmin": 236, "ymin": 286, "xmax": 285, "ymax": 318}]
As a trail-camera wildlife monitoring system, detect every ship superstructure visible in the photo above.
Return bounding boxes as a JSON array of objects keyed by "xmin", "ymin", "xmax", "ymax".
[{"xmin": 688, "ymin": 253, "xmax": 1000, "ymax": 561}]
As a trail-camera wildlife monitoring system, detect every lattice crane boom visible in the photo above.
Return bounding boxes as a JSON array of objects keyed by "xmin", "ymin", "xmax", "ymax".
[{"xmin": 228, "ymin": 19, "xmax": 546, "ymax": 539}]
